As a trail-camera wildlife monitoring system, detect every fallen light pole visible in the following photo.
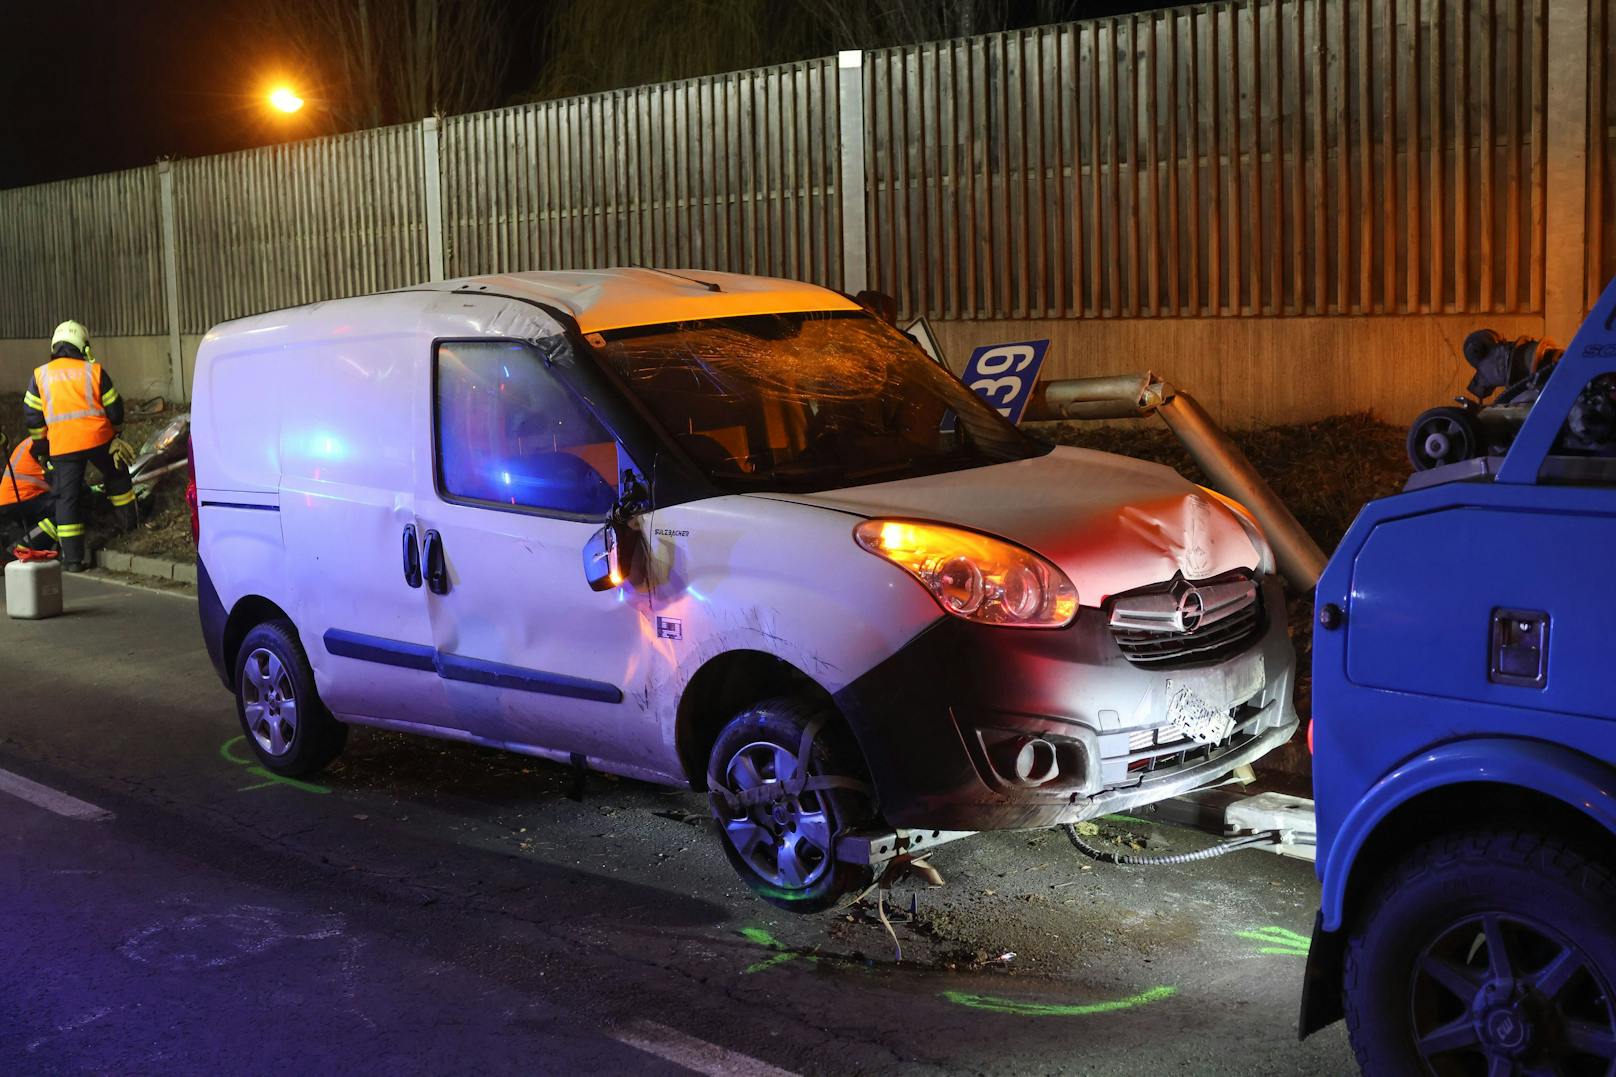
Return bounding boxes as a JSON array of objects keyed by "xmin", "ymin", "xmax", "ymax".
[{"xmin": 1026, "ymin": 372, "xmax": 1328, "ymax": 591}]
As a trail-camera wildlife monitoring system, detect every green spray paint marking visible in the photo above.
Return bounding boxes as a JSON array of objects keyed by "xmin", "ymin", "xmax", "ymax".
[
  {"xmin": 1235, "ymin": 926, "xmax": 1310, "ymax": 957},
  {"xmin": 942, "ymin": 985, "xmax": 1177, "ymax": 1017},
  {"xmin": 739, "ymin": 927, "xmax": 819, "ymax": 974},
  {"xmin": 219, "ymin": 736, "xmax": 330, "ymax": 794}
]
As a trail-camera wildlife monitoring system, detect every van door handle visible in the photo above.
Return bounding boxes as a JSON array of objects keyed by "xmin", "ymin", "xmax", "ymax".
[
  {"xmin": 402, "ymin": 523, "xmax": 422, "ymax": 588},
  {"xmin": 423, "ymin": 529, "xmax": 448, "ymax": 595}
]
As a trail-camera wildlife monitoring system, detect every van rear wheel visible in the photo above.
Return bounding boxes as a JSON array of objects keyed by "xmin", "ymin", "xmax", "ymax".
[
  {"xmin": 707, "ymin": 698, "xmax": 875, "ymax": 913},
  {"xmin": 234, "ymin": 619, "xmax": 346, "ymax": 778}
]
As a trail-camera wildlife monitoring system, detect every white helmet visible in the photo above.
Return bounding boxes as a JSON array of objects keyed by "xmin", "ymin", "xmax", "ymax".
[{"xmin": 51, "ymin": 319, "xmax": 92, "ymax": 359}]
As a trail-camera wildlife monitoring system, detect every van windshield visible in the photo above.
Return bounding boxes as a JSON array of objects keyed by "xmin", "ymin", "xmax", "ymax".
[{"xmin": 582, "ymin": 311, "xmax": 1048, "ymax": 493}]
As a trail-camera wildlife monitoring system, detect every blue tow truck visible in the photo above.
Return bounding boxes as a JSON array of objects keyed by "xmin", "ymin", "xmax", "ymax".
[{"xmin": 1300, "ymin": 284, "xmax": 1616, "ymax": 1072}]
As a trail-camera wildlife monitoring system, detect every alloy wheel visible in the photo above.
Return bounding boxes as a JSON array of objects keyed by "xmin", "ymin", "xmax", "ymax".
[
  {"xmin": 1410, "ymin": 912, "xmax": 1616, "ymax": 1075},
  {"xmin": 241, "ymin": 647, "xmax": 300, "ymax": 758},
  {"xmin": 718, "ymin": 740, "xmax": 836, "ymax": 891}
]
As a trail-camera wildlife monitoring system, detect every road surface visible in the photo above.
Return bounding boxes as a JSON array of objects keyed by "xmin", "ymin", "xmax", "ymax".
[{"xmin": 0, "ymin": 572, "xmax": 1354, "ymax": 1074}]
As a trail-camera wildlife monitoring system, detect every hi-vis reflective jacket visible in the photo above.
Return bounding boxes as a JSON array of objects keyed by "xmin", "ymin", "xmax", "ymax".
[
  {"xmin": 22, "ymin": 358, "xmax": 123, "ymax": 455},
  {"xmin": 0, "ymin": 438, "xmax": 49, "ymax": 507}
]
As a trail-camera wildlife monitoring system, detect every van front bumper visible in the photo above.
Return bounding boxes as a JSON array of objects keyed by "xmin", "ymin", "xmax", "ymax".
[{"xmin": 832, "ymin": 576, "xmax": 1299, "ymax": 831}]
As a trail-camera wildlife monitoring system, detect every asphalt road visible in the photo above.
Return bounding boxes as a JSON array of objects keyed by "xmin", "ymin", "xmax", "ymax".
[{"xmin": 0, "ymin": 572, "xmax": 1355, "ymax": 1075}]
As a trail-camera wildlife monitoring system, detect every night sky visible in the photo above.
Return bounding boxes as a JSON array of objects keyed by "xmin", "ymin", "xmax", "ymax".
[
  {"xmin": 4, "ymin": 1, "xmax": 1159, "ymax": 192},
  {"xmin": 6, "ymin": 2, "xmax": 282, "ymax": 188},
  {"xmin": 2, "ymin": 0, "xmax": 535, "ymax": 190}
]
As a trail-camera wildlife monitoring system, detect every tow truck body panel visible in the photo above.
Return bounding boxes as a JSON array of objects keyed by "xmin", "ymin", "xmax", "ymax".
[{"xmin": 1302, "ymin": 279, "xmax": 1616, "ymax": 1037}]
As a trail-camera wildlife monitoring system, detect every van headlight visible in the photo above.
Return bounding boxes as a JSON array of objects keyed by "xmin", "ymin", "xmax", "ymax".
[{"xmin": 854, "ymin": 519, "xmax": 1078, "ymax": 629}]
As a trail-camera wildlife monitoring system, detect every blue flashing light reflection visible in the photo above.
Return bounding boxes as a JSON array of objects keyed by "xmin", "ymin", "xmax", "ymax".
[
  {"xmin": 686, "ymin": 585, "xmax": 708, "ymax": 602},
  {"xmin": 304, "ymin": 432, "xmax": 348, "ymax": 461}
]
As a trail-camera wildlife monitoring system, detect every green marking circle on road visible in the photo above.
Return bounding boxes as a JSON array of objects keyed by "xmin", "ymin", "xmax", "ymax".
[
  {"xmin": 942, "ymin": 985, "xmax": 1177, "ymax": 1017},
  {"xmin": 218, "ymin": 736, "xmax": 331, "ymax": 794}
]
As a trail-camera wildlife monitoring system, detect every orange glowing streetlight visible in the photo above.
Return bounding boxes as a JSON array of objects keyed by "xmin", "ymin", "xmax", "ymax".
[{"xmin": 268, "ymin": 86, "xmax": 305, "ymax": 114}]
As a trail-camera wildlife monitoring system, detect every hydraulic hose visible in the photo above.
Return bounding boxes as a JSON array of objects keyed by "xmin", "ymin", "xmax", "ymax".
[{"xmin": 1061, "ymin": 823, "xmax": 1287, "ymax": 866}]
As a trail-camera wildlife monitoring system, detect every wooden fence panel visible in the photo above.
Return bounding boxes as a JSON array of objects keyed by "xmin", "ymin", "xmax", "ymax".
[{"xmin": 864, "ymin": 0, "xmax": 1547, "ymax": 320}]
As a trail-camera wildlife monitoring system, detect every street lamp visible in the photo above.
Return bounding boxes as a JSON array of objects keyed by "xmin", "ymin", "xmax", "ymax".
[{"xmin": 268, "ymin": 86, "xmax": 305, "ymax": 114}]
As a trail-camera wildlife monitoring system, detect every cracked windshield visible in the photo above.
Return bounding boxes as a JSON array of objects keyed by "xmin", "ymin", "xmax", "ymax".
[{"xmin": 586, "ymin": 311, "xmax": 1048, "ymax": 492}]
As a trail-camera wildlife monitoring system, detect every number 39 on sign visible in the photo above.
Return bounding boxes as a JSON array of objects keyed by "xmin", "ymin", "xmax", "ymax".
[{"xmin": 961, "ymin": 340, "xmax": 1048, "ymax": 425}]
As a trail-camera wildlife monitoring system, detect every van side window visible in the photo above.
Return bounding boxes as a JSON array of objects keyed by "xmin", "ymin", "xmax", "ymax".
[{"xmin": 435, "ymin": 340, "xmax": 618, "ymax": 517}]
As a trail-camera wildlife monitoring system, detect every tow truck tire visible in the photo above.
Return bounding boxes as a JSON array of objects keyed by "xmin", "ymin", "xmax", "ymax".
[
  {"xmin": 1343, "ymin": 829, "xmax": 1616, "ymax": 1076},
  {"xmin": 708, "ymin": 698, "xmax": 875, "ymax": 914},
  {"xmin": 234, "ymin": 619, "xmax": 347, "ymax": 778}
]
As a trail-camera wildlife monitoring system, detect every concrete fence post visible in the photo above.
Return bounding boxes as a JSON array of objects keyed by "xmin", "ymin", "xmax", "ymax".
[
  {"xmin": 420, "ymin": 116, "xmax": 446, "ymax": 282},
  {"xmin": 837, "ymin": 50, "xmax": 868, "ymax": 295},
  {"xmin": 156, "ymin": 160, "xmax": 186, "ymax": 403},
  {"xmin": 1544, "ymin": 1, "xmax": 1590, "ymax": 342}
]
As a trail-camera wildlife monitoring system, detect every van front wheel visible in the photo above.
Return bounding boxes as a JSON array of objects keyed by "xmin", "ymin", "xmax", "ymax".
[
  {"xmin": 234, "ymin": 619, "xmax": 347, "ymax": 778},
  {"xmin": 707, "ymin": 698, "xmax": 875, "ymax": 913}
]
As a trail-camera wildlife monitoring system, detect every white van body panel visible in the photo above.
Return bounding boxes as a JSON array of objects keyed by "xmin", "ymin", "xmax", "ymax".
[
  {"xmin": 632, "ymin": 494, "xmax": 944, "ymax": 750},
  {"xmin": 759, "ymin": 446, "xmax": 1263, "ymax": 605}
]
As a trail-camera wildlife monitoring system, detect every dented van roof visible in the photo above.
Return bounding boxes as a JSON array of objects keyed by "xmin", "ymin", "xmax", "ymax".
[{"xmin": 412, "ymin": 267, "xmax": 860, "ymax": 333}]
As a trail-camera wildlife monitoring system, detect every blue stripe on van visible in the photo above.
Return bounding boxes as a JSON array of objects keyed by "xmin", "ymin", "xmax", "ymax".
[
  {"xmin": 436, "ymin": 652, "xmax": 624, "ymax": 704},
  {"xmin": 322, "ymin": 628, "xmax": 623, "ymax": 704},
  {"xmin": 200, "ymin": 501, "xmax": 279, "ymax": 512},
  {"xmin": 322, "ymin": 629, "xmax": 437, "ymax": 672}
]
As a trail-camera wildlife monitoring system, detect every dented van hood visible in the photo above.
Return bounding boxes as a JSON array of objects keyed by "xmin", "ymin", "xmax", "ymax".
[{"xmin": 751, "ymin": 445, "xmax": 1263, "ymax": 603}]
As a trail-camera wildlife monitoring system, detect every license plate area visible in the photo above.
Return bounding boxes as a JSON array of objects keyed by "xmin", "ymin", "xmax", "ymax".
[{"xmin": 1165, "ymin": 684, "xmax": 1238, "ymax": 745}]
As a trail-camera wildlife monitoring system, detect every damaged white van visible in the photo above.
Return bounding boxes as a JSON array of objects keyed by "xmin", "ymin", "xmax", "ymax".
[{"xmin": 192, "ymin": 268, "xmax": 1298, "ymax": 910}]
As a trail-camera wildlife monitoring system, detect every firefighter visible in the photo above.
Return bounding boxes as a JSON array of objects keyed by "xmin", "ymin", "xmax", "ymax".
[
  {"xmin": 21, "ymin": 320, "xmax": 138, "ymax": 571},
  {"xmin": 0, "ymin": 434, "xmax": 58, "ymax": 554}
]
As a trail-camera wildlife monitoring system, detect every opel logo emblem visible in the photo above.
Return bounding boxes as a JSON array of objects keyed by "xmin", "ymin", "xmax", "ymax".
[{"xmin": 1176, "ymin": 586, "xmax": 1205, "ymax": 632}]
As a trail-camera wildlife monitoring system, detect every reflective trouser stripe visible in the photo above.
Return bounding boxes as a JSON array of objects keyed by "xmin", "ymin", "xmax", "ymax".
[
  {"xmin": 108, "ymin": 490, "xmax": 137, "ymax": 507},
  {"xmin": 26, "ymin": 427, "xmax": 45, "ymax": 439},
  {"xmin": 56, "ymin": 523, "xmax": 85, "ymax": 537},
  {"xmin": 38, "ymin": 518, "xmax": 58, "ymax": 539},
  {"xmin": 101, "ymin": 386, "xmax": 119, "ymax": 405}
]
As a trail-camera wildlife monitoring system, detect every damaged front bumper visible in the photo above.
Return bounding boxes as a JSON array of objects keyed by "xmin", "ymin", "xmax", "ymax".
[{"xmin": 833, "ymin": 576, "xmax": 1299, "ymax": 833}]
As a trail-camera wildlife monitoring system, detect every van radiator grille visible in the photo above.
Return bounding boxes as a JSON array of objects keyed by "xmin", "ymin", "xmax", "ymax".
[{"xmin": 1107, "ymin": 574, "xmax": 1265, "ymax": 669}]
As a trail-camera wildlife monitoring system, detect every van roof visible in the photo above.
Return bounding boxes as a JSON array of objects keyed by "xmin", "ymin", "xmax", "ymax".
[{"xmin": 413, "ymin": 267, "xmax": 861, "ymax": 333}]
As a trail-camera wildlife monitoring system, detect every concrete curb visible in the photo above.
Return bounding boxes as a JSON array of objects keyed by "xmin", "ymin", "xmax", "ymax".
[{"xmin": 96, "ymin": 548, "xmax": 197, "ymax": 585}]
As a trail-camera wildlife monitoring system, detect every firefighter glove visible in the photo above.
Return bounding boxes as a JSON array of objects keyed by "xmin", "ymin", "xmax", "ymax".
[{"xmin": 108, "ymin": 437, "xmax": 137, "ymax": 471}]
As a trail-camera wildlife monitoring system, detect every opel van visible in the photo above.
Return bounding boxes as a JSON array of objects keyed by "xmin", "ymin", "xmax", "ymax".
[{"xmin": 191, "ymin": 268, "xmax": 1298, "ymax": 910}]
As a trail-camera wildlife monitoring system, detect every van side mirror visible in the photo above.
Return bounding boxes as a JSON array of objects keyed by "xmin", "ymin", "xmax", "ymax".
[{"xmin": 583, "ymin": 518, "xmax": 641, "ymax": 591}]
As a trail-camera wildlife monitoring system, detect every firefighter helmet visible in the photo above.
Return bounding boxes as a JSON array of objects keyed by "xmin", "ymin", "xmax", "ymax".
[{"xmin": 50, "ymin": 320, "xmax": 91, "ymax": 359}]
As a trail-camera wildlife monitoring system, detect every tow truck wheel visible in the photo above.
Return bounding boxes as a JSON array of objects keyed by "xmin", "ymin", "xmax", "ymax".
[
  {"xmin": 707, "ymin": 698, "xmax": 875, "ymax": 913},
  {"xmin": 234, "ymin": 619, "xmax": 347, "ymax": 778},
  {"xmin": 1343, "ymin": 829, "xmax": 1616, "ymax": 1076}
]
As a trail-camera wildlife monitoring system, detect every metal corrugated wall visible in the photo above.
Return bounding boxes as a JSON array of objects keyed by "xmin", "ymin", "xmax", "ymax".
[
  {"xmin": 172, "ymin": 123, "xmax": 428, "ymax": 333},
  {"xmin": 0, "ymin": 167, "xmax": 165, "ymax": 338},
  {"xmin": 440, "ymin": 59, "xmax": 843, "ymax": 288},
  {"xmin": 864, "ymin": 0, "xmax": 1547, "ymax": 321}
]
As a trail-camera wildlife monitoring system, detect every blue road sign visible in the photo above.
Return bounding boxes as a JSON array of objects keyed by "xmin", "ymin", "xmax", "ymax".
[{"xmin": 960, "ymin": 340, "xmax": 1049, "ymax": 425}]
